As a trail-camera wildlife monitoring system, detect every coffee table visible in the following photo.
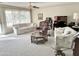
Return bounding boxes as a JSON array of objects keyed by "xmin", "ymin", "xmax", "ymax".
[{"xmin": 31, "ymin": 32, "xmax": 48, "ymax": 44}]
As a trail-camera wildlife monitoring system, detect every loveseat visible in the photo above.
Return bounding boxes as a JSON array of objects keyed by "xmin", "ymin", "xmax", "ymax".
[{"xmin": 13, "ymin": 23, "xmax": 37, "ymax": 35}]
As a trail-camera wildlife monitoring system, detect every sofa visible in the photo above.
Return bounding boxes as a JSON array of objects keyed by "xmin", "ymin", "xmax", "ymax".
[
  {"xmin": 54, "ymin": 27, "xmax": 77, "ymax": 55},
  {"xmin": 13, "ymin": 23, "xmax": 37, "ymax": 35}
]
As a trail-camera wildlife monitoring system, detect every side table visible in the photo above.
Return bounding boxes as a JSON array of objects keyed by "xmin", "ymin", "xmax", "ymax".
[
  {"xmin": 73, "ymin": 37, "xmax": 79, "ymax": 56},
  {"xmin": 72, "ymin": 26, "xmax": 79, "ymax": 32}
]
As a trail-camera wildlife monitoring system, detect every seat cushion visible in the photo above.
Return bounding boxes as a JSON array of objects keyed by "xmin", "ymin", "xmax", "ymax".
[{"xmin": 55, "ymin": 27, "xmax": 65, "ymax": 36}]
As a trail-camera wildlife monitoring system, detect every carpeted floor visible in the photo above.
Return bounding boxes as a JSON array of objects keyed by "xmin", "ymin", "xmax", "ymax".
[{"xmin": 0, "ymin": 32, "xmax": 56, "ymax": 56}]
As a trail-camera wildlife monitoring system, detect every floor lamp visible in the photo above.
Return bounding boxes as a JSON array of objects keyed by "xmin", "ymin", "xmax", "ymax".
[{"xmin": 73, "ymin": 13, "xmax": 79, "ymax": 26}]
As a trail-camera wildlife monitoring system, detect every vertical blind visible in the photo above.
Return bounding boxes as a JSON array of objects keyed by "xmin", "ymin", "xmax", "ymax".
[{"xmin": 5, "ymin": 10, "xmax": 31, "ymax": 27}]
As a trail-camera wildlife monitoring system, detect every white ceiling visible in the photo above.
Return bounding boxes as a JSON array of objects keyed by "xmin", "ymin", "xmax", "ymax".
[{"xmin": 0, "ymin": 2, "xmax": 79, "ymax": 8}]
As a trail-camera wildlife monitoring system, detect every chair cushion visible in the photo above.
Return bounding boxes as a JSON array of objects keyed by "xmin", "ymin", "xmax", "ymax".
[{"xmin": 55, "ymin": 27, "xmax": 64, "ymax": 34}]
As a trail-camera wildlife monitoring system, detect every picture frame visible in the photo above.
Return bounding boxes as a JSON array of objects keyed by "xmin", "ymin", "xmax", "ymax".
[{"xmin": 38, "ymin": 13, "xmax": 43, "ymax": 20}]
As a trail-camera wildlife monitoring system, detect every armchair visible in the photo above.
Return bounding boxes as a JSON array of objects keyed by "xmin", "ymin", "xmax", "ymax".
[
  {"xmin": 36, "ymin": 21, "xmax": 48, "ymax": 35},
  {"xmin": 55, "ymin": 27, "xmax": 77, "ymax": 56}
]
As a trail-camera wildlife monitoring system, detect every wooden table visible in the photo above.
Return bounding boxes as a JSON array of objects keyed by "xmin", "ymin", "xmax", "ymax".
[
  {"xmin": 73, "ymin": 37, "xmax": 79, "ymax": 56},
  {"xmin": 31, "ymin": 32, "xmax": 48, "ymax": 44},
  {"xmin": 72, "ymin": 26, "xmax": 79, "ymax": 31}
]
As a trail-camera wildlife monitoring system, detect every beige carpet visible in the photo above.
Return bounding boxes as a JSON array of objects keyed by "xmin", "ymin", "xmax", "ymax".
[{"xmin": 0, "ymin": 33, "xmax": 55, "ymax": 56}]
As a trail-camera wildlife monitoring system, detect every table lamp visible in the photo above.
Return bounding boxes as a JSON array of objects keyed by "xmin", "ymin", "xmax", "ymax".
[{"xmin": 73, "ymin": 13, "xmax": 79, "ymax": 26}]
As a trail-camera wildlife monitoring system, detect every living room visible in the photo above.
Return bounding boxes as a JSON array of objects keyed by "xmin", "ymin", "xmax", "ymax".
[{"xmin": 0, "ymin": 2, "xmax": 79, "ymax": 56}]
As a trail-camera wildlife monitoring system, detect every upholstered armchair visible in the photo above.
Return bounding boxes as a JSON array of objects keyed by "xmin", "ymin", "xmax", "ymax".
[
  {"xmin": 37, "ymin": 21, "xmax": 48, "ymax": 35},
  {"xmin": 54, "ymin": 27, "xmax": 77, "ymax": 55}
]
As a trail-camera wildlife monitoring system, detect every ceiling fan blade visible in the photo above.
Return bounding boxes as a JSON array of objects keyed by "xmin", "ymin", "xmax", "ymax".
[
  {"xmin": 33, "ymin": 6, "xmax": 39, "ymax": 9},
  {"xmin": 28, "ymin": 2, "xmax": 39, "ymax": 9}
]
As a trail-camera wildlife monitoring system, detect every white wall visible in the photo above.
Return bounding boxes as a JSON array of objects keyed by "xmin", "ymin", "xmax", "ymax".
[{"xmin": 32, "ymin": 4, "xmax": 79, "ymax": 26}]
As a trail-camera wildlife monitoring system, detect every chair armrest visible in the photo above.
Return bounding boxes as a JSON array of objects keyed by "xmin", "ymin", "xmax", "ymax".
[{"xmin": 71, "ymin": 41, "xmax": 75, "ymax": 49}]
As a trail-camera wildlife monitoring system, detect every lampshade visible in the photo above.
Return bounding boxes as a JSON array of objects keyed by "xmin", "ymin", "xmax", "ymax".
[{"xmin": 73, "ymin": 13, "xmax": 79, "ymax": 19}]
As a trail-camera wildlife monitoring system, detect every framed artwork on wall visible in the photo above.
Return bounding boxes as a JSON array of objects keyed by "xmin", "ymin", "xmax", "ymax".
[{"xmin": 38, "ymin": 13, "xmax": 43, "ymax": 20}]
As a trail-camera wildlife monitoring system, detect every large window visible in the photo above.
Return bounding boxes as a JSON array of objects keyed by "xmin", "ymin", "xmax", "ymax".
[{"xmin": 5, "ymin": 10, "xmax": 31, "ymax": 27}]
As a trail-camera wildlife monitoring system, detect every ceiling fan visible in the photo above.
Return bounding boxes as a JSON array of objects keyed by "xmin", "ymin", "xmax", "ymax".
[{"xmin": 29, "ymin": 2, "xmax": 39, "ymax": 10}]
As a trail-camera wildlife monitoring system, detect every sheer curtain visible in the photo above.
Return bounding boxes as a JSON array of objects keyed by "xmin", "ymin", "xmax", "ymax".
[{"xmin": 5, "ymin": 10, "xmax": 31, "ymax": 27}]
